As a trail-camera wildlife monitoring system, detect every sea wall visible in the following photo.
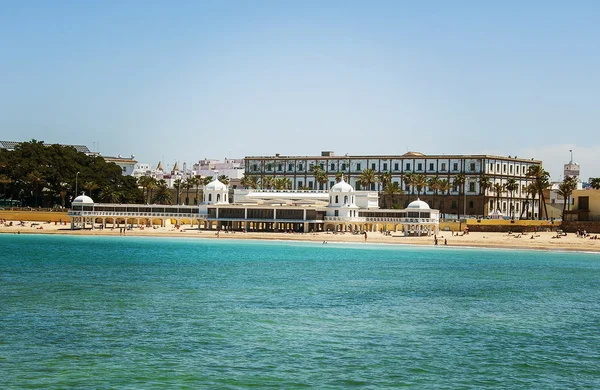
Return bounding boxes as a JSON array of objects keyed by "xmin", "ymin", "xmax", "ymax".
[
  {"xmin": 466, "ymin": 219, "xmax": 556, "ymax": 233},
  {"xmin": 0, "ymin": 210, "xmax": 70, "ymax": 223},
  {"xmin": 560, "ymin": 221, "xmax": 600, "ymax": 234}
]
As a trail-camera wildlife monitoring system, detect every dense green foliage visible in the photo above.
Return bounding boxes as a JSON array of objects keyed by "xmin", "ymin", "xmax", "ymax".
[{"xmin": 0, "ymin": 140, "xmax": 143, "ymax": 207}]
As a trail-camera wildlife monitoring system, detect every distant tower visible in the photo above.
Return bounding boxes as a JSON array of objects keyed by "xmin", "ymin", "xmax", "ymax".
[{"xmin": 564, "ymin": 149, "xmax": 582, "ymax": 189}]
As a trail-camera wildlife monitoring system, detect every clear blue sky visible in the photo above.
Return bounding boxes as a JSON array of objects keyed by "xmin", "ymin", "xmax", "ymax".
[{"xmin": 1, "ymin": 0, "xmax": 598, "ymax": 180}]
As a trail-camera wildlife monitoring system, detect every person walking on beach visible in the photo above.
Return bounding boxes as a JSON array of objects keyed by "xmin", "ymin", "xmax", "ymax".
[{"xmin": 364, "ymin": 231, "xmax": 368, "ymax": 241}]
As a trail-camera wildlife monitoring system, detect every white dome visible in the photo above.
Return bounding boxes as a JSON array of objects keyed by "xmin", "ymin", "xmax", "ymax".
[
  {"xmin": 407, "ymin": 198, "xmax": 430, "ymax": 210},
  {"xmin": 330, "ymin": 178, "xmax": 354, "ymax": 192},
  {"xmin": 73, "ymin": 194, "xmax": 94, "ymax": 204},
  {"xmin": 205, "ymin": 178, "xmax": 227, "ymax": 191}
]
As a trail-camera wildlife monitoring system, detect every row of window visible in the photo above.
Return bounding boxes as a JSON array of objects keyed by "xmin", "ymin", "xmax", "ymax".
[
  {"xmin": 251, "ymin": 161, "xmax": 536, "ymax": 175},
  {"xmin": 251, "ymin": 161, "xmax": 470, "ymax": 173},
  {"xmin": 489, "ymin": 163, "xmax": 528, "ymax": 175}
]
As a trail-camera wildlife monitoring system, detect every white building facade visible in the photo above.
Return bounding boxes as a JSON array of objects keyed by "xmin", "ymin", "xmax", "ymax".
[{"xmin": 244, "ymin": 151, "xmax": 543, "ymax": 219}]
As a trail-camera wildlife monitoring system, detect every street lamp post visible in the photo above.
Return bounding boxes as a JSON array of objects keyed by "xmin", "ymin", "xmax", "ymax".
[{"xmin": 75, "ymin": 171, "xmax": 80, "ymax": 199}]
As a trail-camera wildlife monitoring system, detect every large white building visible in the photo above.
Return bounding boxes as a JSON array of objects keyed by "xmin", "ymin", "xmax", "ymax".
[
  {"xmin": 70, "ymin": 177, "xmax": 440, "ymax": 236},
  {"xmin": 244, "ymin": 151, "xmax": 543, "ymax": 219}
]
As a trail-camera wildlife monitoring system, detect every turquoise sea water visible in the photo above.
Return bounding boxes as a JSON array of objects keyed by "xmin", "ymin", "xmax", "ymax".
[{"xmin": 1, "ymin": 235, "xmax": 599, "ymax": 389}]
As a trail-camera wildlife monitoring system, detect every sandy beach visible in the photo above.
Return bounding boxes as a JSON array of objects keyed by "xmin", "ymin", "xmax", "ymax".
[{"xmin": 2, "ymin": 219, "xmax": 600, "ymax": 253}]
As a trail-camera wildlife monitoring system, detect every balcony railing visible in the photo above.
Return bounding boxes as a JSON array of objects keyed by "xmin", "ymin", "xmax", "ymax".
[
  {"xmin": 324, "ymin": 216, "xmax": 367, "ymax": 222},
  {"xmin": 68, "ymin": 211, "xmax": 199, "ymax": 218}
]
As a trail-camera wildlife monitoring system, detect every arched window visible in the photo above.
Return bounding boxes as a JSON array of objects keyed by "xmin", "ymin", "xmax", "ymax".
[
  {"xmin": 335, "ymin": 195, "xmax": 339, "ymax": 203},
  {"xmin": 208, "ymin": 194, "xmax": 212, "ymax": 202},
  {"xmin": 344, "ymin": 195, "xmax": 348, "ymax": 204},
  {"xmin": 217, "ymin": 194, "xmax": 221, "ymax": 202}
]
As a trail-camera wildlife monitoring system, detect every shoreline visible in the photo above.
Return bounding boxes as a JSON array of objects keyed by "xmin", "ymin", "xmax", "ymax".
[{"xmin": 3, "ymin": 220, "xmax": 600, "ymax": 254}]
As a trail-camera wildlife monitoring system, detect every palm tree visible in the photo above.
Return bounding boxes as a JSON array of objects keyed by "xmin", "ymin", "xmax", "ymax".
[
  {"xmin": 378, "ymin": 172, "xmax": 392, "ymax": 191},
  {"xmin": 99, "ymin": 185, "xmax": 122, "ymax": 203},
  {"xmin": 273, "ymin": 177, "xmax": 291, "ymax": 190},
  {"xmin": 152, "ymin": 180, "xmax": 173, "ymax": 204},
  {"xmin": 202, "ymin": 176, "xmax": 213, "ymax": 186},
  {"xmin": 173, "ymin": 178, "xmax": 183, "ymax": 204},
  {"xmin": 438, "ymin": 179, "xmax": 451, "ymax": 219},
  {"xmin": 590, "ymin": 178, "xmax": 600, "ymax": 190},
  {"xmin": 520, "ymin": 183, "xmax": 536, "ymax": 219},
  {"xmin": 247, "ymin": 175, "xmax": 260, "ymax": 190},
  {"xmin": 526, "ymin": 165, "xmax": 551, "ymax": 219},
  {"xmin": 187, "ymin": 176, "xmax": 200, "ymax": 205},
  {"xmin": 383, "ymin": 182, "xmax": 403, "ymax": 208},
  {"xmin": 335, "ymin": 172, "xmax": 343, "ymax": 183},
  {"xmin": 505, "ymin": 178, "xmax": 517, "ymax": 219},
  {"xmin": 427, "ymin": 175, "xmax": 440, "ymax": 209},
  {"xmin": 218, "ymin": 175, "xmax": 230, "ymax": 185},
  {"xmin": 492, "ymin": 182, "xmax": 505, "ymax": 214},
  {"xmin": 557, "ymin": 176, "xmax": 578, "ymax": 220},
  {"xmin": 453, "ymin": 174, "xmax": 466, "ymax": 220},
  {"xmin": 413, "ymin": 174, "xmax": 427, "ymax": 197},
  {"xmin": 137, "ymin": 176, "xmax": 150, "ymax": 201},
  {"xmin": 240, "ymin": 175, "xmax": 251, "ymax": 189},
  {"xmin": 261, "ymin": 176, "xmax": 274, "ymax": 190},
  {"xmin": 183, "ymin": 179, "xmax": 193, "ymax": 205},
  {"xmin": 403, "ymin": 172, "xmax": 415, "ymax": 195},
  {"xmin": 310, "ymin": 166, "xmax": 328, "ymax": 190},
  {"xmin": 358, "ymin": 168, "xmax": 377, "ymax": 191},
  {"xmin": 83, "ymin": 181, "xmax": 99, "ymax": 198},
  {"xmin": 146, "ymin": 177, "xmax": 157, "ymax": 204},
  {"xmin": 478, "ymin": 174, "xmax": 491, "ymax": 218}
]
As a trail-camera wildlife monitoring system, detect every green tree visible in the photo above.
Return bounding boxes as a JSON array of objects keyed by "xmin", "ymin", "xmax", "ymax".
[
  {"xmin": 478, "ymin": 174, "xmax": 491, "ymax": 217},
  {"xmin": 378, "ymin": 172, "xmax": 393, "ymax": 192},
  {"xmin": 82, "ymin": 181, "xmax": 100, "ymax": 198},
  {"xmin": 202, "ymin": 176, "xmax": 213, "ymax": 186},
  {"xmin": 413, "ymin": 174, "xmax": 427, "ymax": 197},
  {"xmin": 492, "ymin": 182, "xmax": 505, "ymax": 214},
  {"xmin": 183, "ymin": 178, "xmax": 193, "ymax": 205},
  {"xmin": 505, "ymin": 178, "xmax": 517, "ymax": 219},
  {"xmin": 403, "ymin": 172, "xmax": 415, "ymax": 195},
  {"xmin": 137, "ymin": 176, "xmax": 150, "ymax": 202},
  {"xmin": 382, "ymin": 181, "xmax": 403, "ymax": 208},
  {"xmin": 557, "ymin": 176, "xmax": 578, "ymax": 220},
  {"xmin": 310, "ymin": 165, "xmax": 328, "ymax": 190},
  {"xmin": 273, "ymin": 177, "xmax": 291, "ymax": 190},
  {"xmin": 26, "ymin": 170, "xmax": 44, "ymax": 207},
  {"xmin": 0, "ymin": 174, "xmax": 12, "ymax": 203},
  {"xmin": 218, "ymin": 175, "xmax": 230, "ymax": 185},
  {"xmin": 244, "ymin": 175, "xmax": 260, "ymax": 190},
  {"xmin": 438, "ymin": 179, "xmax": 451, "ymax": 219},
  {"xmin": 453, "ymin": 174, "xmax": 466, "ymax": 219},
  {"xmin": 173, "ymin": 179, "xmax": 183, "ymax": 204},
  {"xmin": 99, "ymin": 185, "xmax": 123, "ymax": 203},
  {"xmin": 589, "ymin": 178, "xmax": 600, "ymax": 190},
  {"xmin": 427, "ymin": 175, "xmax": 440, "ymax": 208},
  {"xmin": 526, "ymin": 165, "xmax": 551, "ymax": 219},
  {"xmin": 358, "ymin": 168, "xmax": 377, "ymax": 191},
  {"xmin": 0, "ymin": 140, "xmax": 142, "ymax": 207},
  {"xmin": 261, "ymin": 176, "xmax": 274, "ymax": 190},
  {"xmin": 152, "ymin": 180, "xmax": 173, "ymax": 204},
  {"xmin": 145, "ymin": 177, "xmax": 157, "ymax": 204},
  {"xmin": 519, "ymin": 183, "xmax": 536, "ymax": 219},
  {"xmin": 187, "ymin": 175, "xmax": 201, "ymax": 205}
]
